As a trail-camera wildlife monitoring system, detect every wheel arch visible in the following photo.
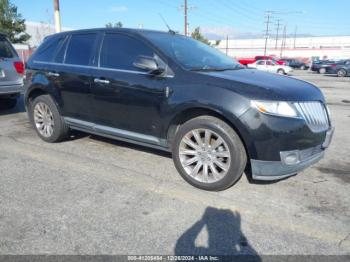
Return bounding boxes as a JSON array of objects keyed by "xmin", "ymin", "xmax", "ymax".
[
  {"xmin": 165, "ymin": 106, "xmax": 251, "ymax": 160},
  {"xmin": 25, "ymin": 84, "xmax": 62, "ymax": 114}
]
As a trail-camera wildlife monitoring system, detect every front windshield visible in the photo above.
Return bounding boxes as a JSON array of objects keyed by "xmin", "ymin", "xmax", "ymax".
[{"xmin": 143, "ymin": 32, "xmax": 243, "ymax": 71}]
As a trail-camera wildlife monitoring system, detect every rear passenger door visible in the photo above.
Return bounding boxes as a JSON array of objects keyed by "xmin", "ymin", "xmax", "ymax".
[
  {"xmin": 90, "ymin": 33, "xmax": 169, "ymax": 140},
  {"xmin": 52, "ymin": 33, "xmax": 98, "ymax": 121}
]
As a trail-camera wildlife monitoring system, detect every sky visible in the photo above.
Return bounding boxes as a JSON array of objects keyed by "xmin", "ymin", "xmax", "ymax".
[{"xmin": 12, "ymin": 0, "xmax": 350, "ymax": 39}]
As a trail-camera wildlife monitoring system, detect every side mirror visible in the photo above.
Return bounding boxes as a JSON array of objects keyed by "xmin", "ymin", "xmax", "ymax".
[{"xmin": 133, "ymin": 55, "xmax": 165, "ymax": 75}]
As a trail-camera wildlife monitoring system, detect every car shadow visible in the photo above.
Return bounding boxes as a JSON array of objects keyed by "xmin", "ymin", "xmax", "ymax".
[
  {"xmin": 175, "ymin": 207, "xmax": 261, "ymax": 260},
  {"xmin": 86, "ymin": 133, "xmax": 172, "ymax": 158},
  {"xmin": 0, "ymin": 95, "xmax": 26, "ymax": 116}
]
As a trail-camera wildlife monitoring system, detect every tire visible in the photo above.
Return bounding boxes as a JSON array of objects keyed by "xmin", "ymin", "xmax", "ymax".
[
  {"xmin": 29, "ymin": 94, "xmax": 69, "ymax": 143},
  {"xmin": 319, "ymin": 68, "xmax": 326, "ymax": 74},
  {"xmin": 0, "ymin": 98, "xmax": 17, "ymax": 109},
  {"xmin": 337, "ymin": 69, "xmax": 347, "ymax": 77},
  {"xmin": 172, "ymin": 116, "xmax": 247, "ymax": 191},
  {"xmin": 277, "ymin": 69, "xmax": 285, "ymax": 75}
]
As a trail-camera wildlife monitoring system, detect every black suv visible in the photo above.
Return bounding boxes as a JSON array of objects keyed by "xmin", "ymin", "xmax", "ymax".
[
  {"xmin": 280, "ymin": 58, "xmax": 309, "ymax": 70},
  {"xmin": 24, "ymin": 28, "xmax": 334, "ymax": 191}
]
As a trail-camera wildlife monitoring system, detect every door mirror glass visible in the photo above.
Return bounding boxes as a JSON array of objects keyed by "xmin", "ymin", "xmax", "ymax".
[{"xmin": 133, "ymin": 55, "xmax": 165, "ymax": 75}]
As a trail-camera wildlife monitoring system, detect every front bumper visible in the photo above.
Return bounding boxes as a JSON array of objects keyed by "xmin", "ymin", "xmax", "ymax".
[
  {"xmin": 0, "ymin": 84, "xmax": 23, "ymax": 95},
  {"xmin": 251, "ymin": 127, "xmax": 334, "ymax": 180}
]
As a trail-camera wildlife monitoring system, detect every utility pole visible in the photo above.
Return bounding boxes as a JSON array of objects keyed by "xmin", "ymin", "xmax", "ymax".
[
  {"xmin": 280, "ymin": 24, "xmax": 287, "ymax": 58},
  {"xmin": 53, "ymin": 0, "xmax": 61, "ymax": 33},
  {"xmin": 275, "ymin": 19, "xmax": 281, "ymax": 49},
  {"xmin": 225, "ymin": 35, "xmax": 229, "ymax": 55},
  {"xmin": 293, "ymin": 25, "xmax": 297, "ymax": 49},
  {"xmin": 263, "ymin": 11, "xmax": 272, "ymax": 56},
  {"xmin": 184, "ymin": 0, "xmax": 188, "ymax": 36}
]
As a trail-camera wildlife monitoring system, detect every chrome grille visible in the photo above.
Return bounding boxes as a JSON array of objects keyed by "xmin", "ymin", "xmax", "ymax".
[{"xmin": 294, "ymin": 102, "xmax": 330, "ymax": 132}]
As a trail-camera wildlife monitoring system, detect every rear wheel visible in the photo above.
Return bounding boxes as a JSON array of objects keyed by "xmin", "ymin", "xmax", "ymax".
[
  {"xmin": 0, "ymin": 98, "xmax": 17, "ymax": 109},
  {"xmin": 337, "ymin": 69, "xmax": 347, "ymax": 77},
  {"xmin": 277, "ymin": 69, "xmax": 285, "ymax": 75},
  {"xmin": 319, "ymin": 68, "xmax": 326, "ymax": 74},
  {"xmin": 29, "ymin": 95, "xmax": 69, "ymax": 142},
  {"xmin": 172, "ymin": 116, "xmax": 247, "ymax": 191}
]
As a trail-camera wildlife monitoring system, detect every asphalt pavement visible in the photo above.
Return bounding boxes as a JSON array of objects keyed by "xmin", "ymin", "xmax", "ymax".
[{"xmin": 0, "ymin": 70, "xmax": 349, "ymax": 256}]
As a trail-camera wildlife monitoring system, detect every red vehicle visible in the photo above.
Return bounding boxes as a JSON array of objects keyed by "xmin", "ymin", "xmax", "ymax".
[{"xmin": 238, "ymin": 55, "xmax": 286, "ymax": 66}]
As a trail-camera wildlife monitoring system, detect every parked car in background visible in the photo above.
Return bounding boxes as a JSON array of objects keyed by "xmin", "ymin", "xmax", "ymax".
[
  {"xmin": 320, "ymin": 60, "xmax": 350, "ymax": 77},
  {"xmin": 25, "ymin": 28, "xmax": 333, "ymax": 191},
  {"xmin": 239, "ymin": 55, "xmax": 286, "ymax": 66},
  {"xmin": 247, "ymin": 60, "xmax": 293, "ymax": 75},
  {"xmin": 0, "ymin": 33, "xmax": 25, "ymax": 109},
  {"xmin": 310, "ymin": 60, "xmax": 335, "ymax": 74},
  {"xmin": 280, "ymin": 58, "xmax": 309, "ymax": 70}
]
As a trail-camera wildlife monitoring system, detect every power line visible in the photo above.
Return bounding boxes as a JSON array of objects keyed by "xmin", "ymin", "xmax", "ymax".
[
  {"xmin": 275, "ymin": 19, "xmax": 282, "ymax": 49},
  {"xmin": 280, "ymin": 24, "xmax": 287, "ymax": 57},
  {"xmin": 263, "ymin": 11, "xmax": 273, "ymax": 56}
]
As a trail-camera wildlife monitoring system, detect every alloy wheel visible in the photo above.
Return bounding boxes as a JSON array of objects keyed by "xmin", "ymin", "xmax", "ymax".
[
  {"xmin": 178, "ymin": 129, "xmax": 231, "ymax": 183},
  {"xmin": 34, "ymin": 102, "xmax": 55, "ymax": 138}
]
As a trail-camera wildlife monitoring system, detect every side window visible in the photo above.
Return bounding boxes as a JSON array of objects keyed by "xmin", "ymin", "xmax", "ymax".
[
  {"xmin": 34, "ymin": 36, "xmax": 64, "ymax": 62},
  {"xmin": 266, "ymin": 61, "xmax": 273, "ymax": 65},
  {"xmin": 256, "ymin": 61, "xmax": 265, "ymax": 65},
  {"xmin": 0, "ymin": 37, "xmax": 15, "ymax": 58},
  {"xmin": 65, "ymin": 34, "xmax": 97, "ymax": 66},
  {"xmin": 53, "ymin": 37, "xmax": 68, "ymax": 63},
  {"xmin": 100, "ymin": 33, "xmax": 154, "ymax": 71}
]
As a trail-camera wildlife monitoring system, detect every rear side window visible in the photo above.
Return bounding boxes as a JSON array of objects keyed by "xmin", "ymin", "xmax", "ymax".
[
  {"xmin": 34, "ymin": 36, "xmax": 64, "ymax": 62},
  {"xmin": 65, "ymin": 34, "xmax": 97, "ymax": 66},
  {"xmin": 53, "ymin": 37, "xmax": 69, "ymax": 63},
  {"xmin": 100, "ymin": 33, "xmax": 154, "ymax": 71},
  {"xmin": 0, "ymin": 37, "xmax": 15, "ymax": 58}
]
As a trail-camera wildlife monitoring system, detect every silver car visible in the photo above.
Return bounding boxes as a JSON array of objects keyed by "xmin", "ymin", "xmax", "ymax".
[{"xmin": 0, "ymin": 33, "xmax": 24, "ymax": 109}]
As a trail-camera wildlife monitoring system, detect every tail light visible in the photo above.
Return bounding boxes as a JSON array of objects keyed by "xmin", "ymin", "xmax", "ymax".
[
  {"xmin": 13, "ymin": 61, "xmax": 25, "ymax": 75},
  {"xmin": 331, "ymin": 64, "xmax": 337, "ymax": 67}
]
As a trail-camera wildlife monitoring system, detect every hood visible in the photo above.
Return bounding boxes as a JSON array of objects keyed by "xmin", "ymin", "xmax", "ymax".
[{"xmin": 198, "ymin": 69, "xmax": 325, "ymax": 102}]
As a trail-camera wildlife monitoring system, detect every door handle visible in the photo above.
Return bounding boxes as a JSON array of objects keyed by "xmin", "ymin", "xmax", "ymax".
[
  {"xmin": 47, "ymin": 72, "xmax": 60, "ymax": 77},
  {"xmin": 94, "ymin": 78, "xmax": 110, "ymax": 84}
]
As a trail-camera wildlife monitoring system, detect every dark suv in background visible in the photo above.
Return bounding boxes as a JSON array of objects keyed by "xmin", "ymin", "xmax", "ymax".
[
  {"xmin": 280, "ymin": 58, "xmax": 309, "ymax": 70},
  {"xmin": 0, "ymin": 33, "xmax": 25, "ymax": 108},
  {"xmin": 322, "ymin": 60, "xmax": 350, "ymax": 77},
  {"xmin": 24, "ymin": 28, "xmax": 334, "ymax": 191}
]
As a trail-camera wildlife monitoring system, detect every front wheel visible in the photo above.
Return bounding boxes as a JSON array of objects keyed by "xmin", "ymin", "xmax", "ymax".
[
  {"xmin": 337, "ymin": 69, "xmax": 347, "ymax": 77},
  {"xmin": 172, "ymin": 116, "xmax": 247, "ymax": 191}
]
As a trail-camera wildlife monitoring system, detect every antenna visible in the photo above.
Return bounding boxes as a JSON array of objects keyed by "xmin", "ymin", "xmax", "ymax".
[{"xmin": 159, "ymin": 13, "xmax": 176, "ymax": 34}]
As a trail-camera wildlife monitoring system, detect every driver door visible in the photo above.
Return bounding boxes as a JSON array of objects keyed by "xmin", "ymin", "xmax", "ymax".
[
  {"xmin": 90, "ymin": 33, "xmax": 169, "ymax": 139},
  {"xmin": 255, "ymin": 60, "xmax": 267, "ymax": 71},
  {"xmin": 266, "ymin": 60, "xmax": 276, "ymax": 73}
]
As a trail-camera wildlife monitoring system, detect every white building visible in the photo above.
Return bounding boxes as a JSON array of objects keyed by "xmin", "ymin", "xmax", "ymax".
[
  {"xmin": 25, "ymin": 21, "xmax": 73, "ymax": 47},
  {"xmin": 216, "ymin": 35, "xmax": 350, "ymax": 60}
]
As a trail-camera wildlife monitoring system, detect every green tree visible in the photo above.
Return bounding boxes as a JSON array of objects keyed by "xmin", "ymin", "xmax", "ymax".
[
  {"xmin": 0, "ymin": 0, "xmax": 30, "ymax": 43},
  {"xmin": 191, "ymin": 27, "xmax": 210, "ymax": 45},
  {"xmin": 105, "ymin": 21, "xmax": 123, "ymax": 28}
]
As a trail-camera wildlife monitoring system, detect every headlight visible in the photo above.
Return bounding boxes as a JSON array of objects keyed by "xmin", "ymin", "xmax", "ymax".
[{"xmin": 251, "ymin": 100, "xmax": 299, "ymax": 118}]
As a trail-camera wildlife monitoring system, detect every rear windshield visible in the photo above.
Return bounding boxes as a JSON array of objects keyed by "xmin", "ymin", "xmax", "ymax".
[{"xmin": 0, "ymin": 36, "xmax": 16, "ymax": 58}]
